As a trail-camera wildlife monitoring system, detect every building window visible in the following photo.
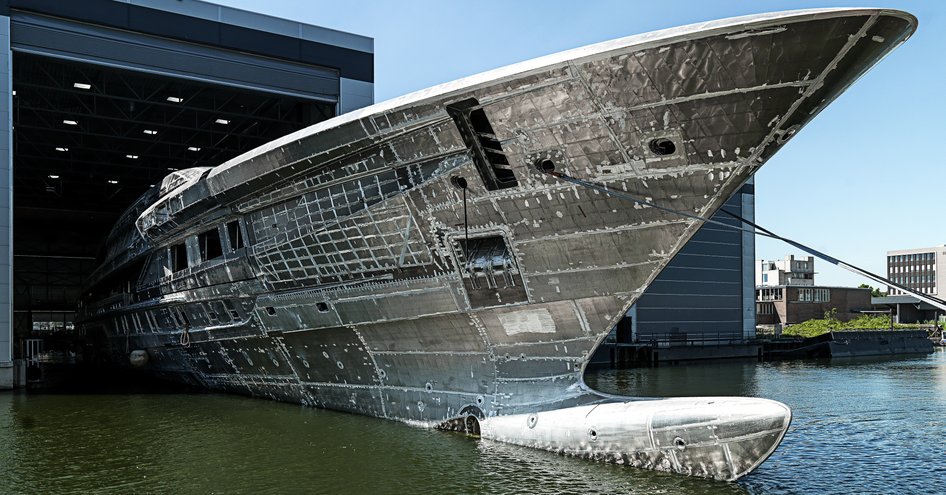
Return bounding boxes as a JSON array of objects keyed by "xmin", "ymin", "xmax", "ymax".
[
  {"xmin": 757, "ymin": 288, "xmax": 784, "ymax": 301},
  {"xmin": 757, "ymin": 302, "xmax": 775, "ymax": 315},
  {"xmin": 763, "ymin": 274, "xmax": 768, "ymax": 283},
  {"xmin": 798, "ymin": 288, "xmax": 812, "ymax": 302},
  {"xmin": 814, "ymin": 288, "xmax": 830, "ymax": 302}
]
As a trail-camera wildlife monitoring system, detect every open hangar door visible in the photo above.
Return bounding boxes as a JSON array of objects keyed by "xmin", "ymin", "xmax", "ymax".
[
  {"xmin": 0, "ymin": 1, "xmax": 373, "ymax": 383},
  {"xmin": 12, "ymin": 52, "xmax": 335, "ymax": 338}
]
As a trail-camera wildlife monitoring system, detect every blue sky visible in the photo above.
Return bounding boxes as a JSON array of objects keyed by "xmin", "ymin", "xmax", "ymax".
[{"xmin": 217, "ymin": 0, "xmax": 945, "ymax": 288}]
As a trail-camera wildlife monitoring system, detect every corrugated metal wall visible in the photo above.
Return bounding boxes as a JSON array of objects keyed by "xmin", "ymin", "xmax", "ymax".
[{"xmin": 633, "ymin": 184, "xmax": 755, "ymax": 341}]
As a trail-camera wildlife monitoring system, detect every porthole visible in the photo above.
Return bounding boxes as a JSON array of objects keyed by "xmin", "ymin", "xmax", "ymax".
[
  {"xmin": 265, "ymin": 306, "xmax": 276, "ymax": 316},
  {"xmin": 535, "ymin": 159, "xmax": 556, "ymax": 173},
  {"xmin": 588, "ymin": 427, "xmax": 599, "ymax": 442},
  {"xmin": 649, "ymin": 138, "xmax": 676, "ymax": 156},
  {"xmin": 316, "ymin": 302, "xmax": 329, "ymax": 312},
  {"xmin": 674, "ymin": 436, "xmax": 687, "ymax": 450},
  {"xmin": 450, "ymin": 176, "xmax": 468, "ymax": 189}
]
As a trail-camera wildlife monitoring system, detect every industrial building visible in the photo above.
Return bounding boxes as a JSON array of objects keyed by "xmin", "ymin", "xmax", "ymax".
[
  {"xmin": 870, "ymin": 245, "xmax": 946, "ymax": 323},
  {"xmin": 591, "ymin": 182, "xmax": 758, "ymax": 365},
  {"xmin": 756, "ymin": 255, "xmax": 815, "ymax": 287},
  {"xmin": 754, "ymin": 256, "xmax": 872, "ymax": 326},
  {"xmin": 886, "ymin": 245, "xmax": 945, "ymax": 296},
  {"xmin": 755, "ymin": 285, "xmax": 872, "ymax": 326},
  {"xmin": 871, "ymin": 295, "xmax": 942, "ymax": 324},
  {"xmin": 0, "ymin": 0, "xmax": 374, "ymax": 388},
  {"xmin": 632, "ymin": 183, "xmax": 756, "ymax": 343}
]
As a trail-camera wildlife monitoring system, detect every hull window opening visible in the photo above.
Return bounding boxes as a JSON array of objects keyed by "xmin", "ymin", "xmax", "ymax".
[
  {"xmin": 170, "ymin": 242, "xmax": 188, "ymax": 272},
  {"xmin": 446, "ymin": 98, "xmax": 518, "ymax": 190},
  {"xmin": 226, "ymin": 220, "xmax": 244, "ymax": 251},
  {"xmin": 455, "ymin": 234, "xmax": 528, "ymax": 309},
  {"xmin": 464, "ymin": 236, "xmax": 517, "ymax": 290},
  {"xmin": 198, "ymin": 227, "xmax": 223, "ymax": 262}
]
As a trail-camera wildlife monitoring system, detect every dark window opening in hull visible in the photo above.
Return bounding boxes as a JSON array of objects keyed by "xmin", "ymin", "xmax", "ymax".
[
  {"xmin": 455, "ymin": 234, "xmax": 528, "ymax": 309},
  {"xmin": 462, "ymin": 236, "xmax": 517, "ymax": 290},
  {"xmin": 226, "ymin": 220, "xmax": 244, "ymax": 251},
  {"xmin": 170, "ymin": 242, "xmax": 188, "ymax": 272},
  {"xmin": 198, "ymin": 227, "xmax": 223, "ymax": 262},
  {"xmin": 446, "ymin": 98, "xmax": 518, "ymax": 190}
]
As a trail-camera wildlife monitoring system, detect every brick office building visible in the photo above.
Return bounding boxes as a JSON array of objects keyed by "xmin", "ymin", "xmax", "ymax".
[{"xmin": 756, "ymin": 285, "xmax": 872, "ymax": 325}]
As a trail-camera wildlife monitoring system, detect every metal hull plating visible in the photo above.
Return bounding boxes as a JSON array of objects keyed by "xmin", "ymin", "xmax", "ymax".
[{"xmin": 77, "ymin": 9, "xmax": 913, "ymax": 480}]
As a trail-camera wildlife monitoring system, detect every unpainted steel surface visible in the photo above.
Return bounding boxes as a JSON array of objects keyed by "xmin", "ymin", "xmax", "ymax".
[{"xmin": 77, "ymin": 8, "xmax": 915, "ymax": 480}]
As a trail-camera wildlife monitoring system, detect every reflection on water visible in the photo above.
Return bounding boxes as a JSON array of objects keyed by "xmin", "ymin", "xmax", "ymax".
[
  {"xmin": 1, "ymin": 349, "xmax": 944, "ymax": 494},
  {"xmin": 586, "ymin": 358, "xmax": 761, "ymax": 398}
]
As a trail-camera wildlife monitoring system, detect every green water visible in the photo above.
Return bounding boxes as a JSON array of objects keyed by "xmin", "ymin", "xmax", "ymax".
[{"xmin": 2, "ymin": 349, "xmax": 945, "ymax": 494}]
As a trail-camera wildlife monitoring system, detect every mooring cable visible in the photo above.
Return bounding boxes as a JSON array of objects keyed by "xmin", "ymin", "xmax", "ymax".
[{"xmin": 539, "ymin": 166, "xmax": 946, "ymax": 312}]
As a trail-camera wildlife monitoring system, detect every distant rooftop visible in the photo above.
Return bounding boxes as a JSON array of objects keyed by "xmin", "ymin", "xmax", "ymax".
[
  {"xmin": 114, "ymin": 0, "xmax": 373, "ymax": 53},
  {"xmin": 872, "ymin": 295, "xmax": 945, "ymax": 310},
  {"xmin": 887, "ymin": 245, "xmax": 946, "ymax": 255},
  {"xmin": 758, "ymin": 285, "xmax": 869, "ymax": 290}
]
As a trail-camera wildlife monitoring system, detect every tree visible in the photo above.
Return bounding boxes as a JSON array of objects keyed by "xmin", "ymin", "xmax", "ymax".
[{"xmin": 858, "ymin": 283, "xmax": 885, "ymax": 297}]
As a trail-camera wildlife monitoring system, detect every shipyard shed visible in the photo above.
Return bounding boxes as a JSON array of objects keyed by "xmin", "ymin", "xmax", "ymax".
[{"xmin": 0, "ymin": 0, "xmax": 374, "ymax": 388}]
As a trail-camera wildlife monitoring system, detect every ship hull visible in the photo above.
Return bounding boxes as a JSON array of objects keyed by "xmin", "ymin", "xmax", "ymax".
[{"xmin": 78, "ymin": 8, "xmax": 914, "ymax": 480}]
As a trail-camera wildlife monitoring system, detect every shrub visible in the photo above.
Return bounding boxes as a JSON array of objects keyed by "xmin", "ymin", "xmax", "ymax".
[{"xmin": 782, "ymin": 311, "xmax": 907, "ymax": 338}]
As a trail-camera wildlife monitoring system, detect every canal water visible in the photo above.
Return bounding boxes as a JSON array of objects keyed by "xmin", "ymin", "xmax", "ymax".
[{"xmin": 1, "ymin": 349, "xmax": 944, "ymax": 494}]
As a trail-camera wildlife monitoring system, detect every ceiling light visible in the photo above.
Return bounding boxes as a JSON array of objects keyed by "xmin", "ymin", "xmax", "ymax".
[
  {"xmin": 143, "ymin": 129, "xmax": 157, "ymax": 135},
  {"xmin": 55, "ymin": 147, "xmax": 68, "ymax": 152},
  {"xmin": 215, "ymin": 118, "xmax": 230, "ymax": 125},
  {"xmin": 187, "ymin": 146, "xmax": 201, "ymax": 151},
  {"xmin": 108, "ymin": 180, "xmax": 119, "ymax": 184},
  {"xmin": 48, "ymin": 175, "xmax": 60, "ymax": 179},
  {"xmin": 167, "ymin": 167, "xmax": 179, "ymax": 171},
  {"xmin": 126, "ymin": 154, "xmax": 138, "ymax": 159},
  {"xmin": 73, "ymin": 83, "xmax": 92, "ymax": 90},
  {"xmin": 166, "ymin": 96, "xmax": 183, "ymax": 103},
  {"xmin": 63, "ymin": 119, "xmax": 78, "ymax": 126},
  {"xmin": 11, "ymin": 90, "xmax": 15, "ymax": 96}
]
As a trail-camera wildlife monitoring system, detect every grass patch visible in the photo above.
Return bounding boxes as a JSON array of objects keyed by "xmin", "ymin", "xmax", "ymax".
[{"xmin": 782, "ymin": 309, "xmax": 914, "ymax": 338}]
